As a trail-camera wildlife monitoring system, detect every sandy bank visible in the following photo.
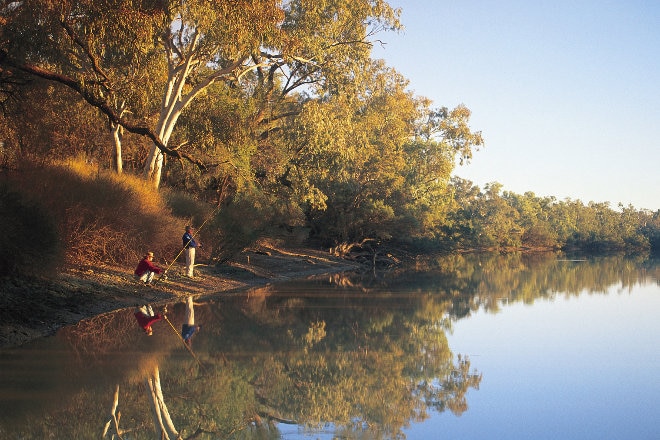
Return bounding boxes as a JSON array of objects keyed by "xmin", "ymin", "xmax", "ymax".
[{"xmin": 0, "ymin": 246, "xmax": 360, "ymax": 349}]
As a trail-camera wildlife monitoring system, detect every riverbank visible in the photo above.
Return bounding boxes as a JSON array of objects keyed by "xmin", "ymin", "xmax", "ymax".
[{"xmin": 0, "ymin": 245, "xmax": 361, "ymax": 349}]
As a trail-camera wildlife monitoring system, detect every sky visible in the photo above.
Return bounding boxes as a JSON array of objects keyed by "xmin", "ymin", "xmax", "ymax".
[{"xmin": 371, "ymin": 1, "xmax": 660, "ymax": 211}]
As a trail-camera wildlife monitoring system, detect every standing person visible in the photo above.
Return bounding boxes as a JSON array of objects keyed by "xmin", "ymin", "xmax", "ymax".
[
  {"xmin": 134, "ymin": 304, "xmax": 163, "ymax": 336},
  {"xmin": 182, "ymin": 225, "xmax": 200, "ymax": 278},
  {"xmin": 181, "ymin": 296, "xmax": 202, "ymax": 345},
  {"xmin": 134, "ymin": 251, "xmax": 163, "ymax": 284}
]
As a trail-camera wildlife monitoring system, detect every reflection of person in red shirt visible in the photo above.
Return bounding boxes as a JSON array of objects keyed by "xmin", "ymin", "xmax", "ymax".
[
  {"xmin": 134, "ymin": 251, "xmax": 163, "ymax": 284},
  {"xmin": 134, "ymin": 304, "xmax": 163, "ymax": 336}
]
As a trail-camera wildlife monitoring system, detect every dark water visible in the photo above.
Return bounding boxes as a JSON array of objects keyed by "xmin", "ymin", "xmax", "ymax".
[{"xmin": 0, "ymin": 253, "xmax": 658, "ymax": 439}]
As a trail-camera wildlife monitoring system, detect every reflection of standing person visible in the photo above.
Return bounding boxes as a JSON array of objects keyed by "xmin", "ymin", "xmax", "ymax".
[
  {"xmin": 182, "ymin": 226, "xmax": 199, "ymax": 278},
  {"xmin": 134, "ymin": 304, "xmax": 163, "ymax": 336},
  {"xmin": 134, "ymin": 251, "xmax": 163, "ymax": 284},
  {"xmin": 181, "ymin": 296, "xmax": 202, "ymax": 344}
]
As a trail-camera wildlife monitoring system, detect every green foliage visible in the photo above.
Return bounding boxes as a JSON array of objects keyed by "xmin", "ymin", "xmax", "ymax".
[
  {"xmin": 281, "ymin": 60, "xmax": 483, "ymax": 246},
  {"xmin": 640, "ymin": 210, "xmax": 660, "ymax": 253},
  {"xmin": 170, "ymin": 81, "xmax": 257, "ymax": 194},
  {"xmin": 163, "ymin": 191, "xmax": 212, "ymax": 229},
  {"xmin": 432, "ymin": 178, "xmax": 657, "ymax": 253},
  {"xmin": 204, "ymin": 185, "xmax": 281, "ymax": 262},
  {"xmin": 1, "ymin": 0, "xmax": 656, "ymax": 256}
]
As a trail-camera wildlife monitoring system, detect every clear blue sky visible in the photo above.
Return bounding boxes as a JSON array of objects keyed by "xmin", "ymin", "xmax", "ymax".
[{"xmin": 372, "ymin": 1, "xmax": 660, "ymax": 211}]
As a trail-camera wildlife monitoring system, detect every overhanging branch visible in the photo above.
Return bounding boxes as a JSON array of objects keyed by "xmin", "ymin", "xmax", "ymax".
[{"xmin": 0, "ymin": 50, "xmax": 207, "ymax": 171}]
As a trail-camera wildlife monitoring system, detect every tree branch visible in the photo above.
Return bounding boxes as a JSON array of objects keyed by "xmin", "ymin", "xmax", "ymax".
[
  {"xmin": 0, "ymin": 50, "xmax": 207, "ymax": 171},
  {"xmin": 59, "ymin": 19, "xmax": 111, "ymax": 85}
]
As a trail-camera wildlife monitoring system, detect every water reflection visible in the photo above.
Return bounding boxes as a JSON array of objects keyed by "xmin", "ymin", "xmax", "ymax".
[{"xmin": 0, "ymin": 253, "xmax": 657, "ymax": 439}]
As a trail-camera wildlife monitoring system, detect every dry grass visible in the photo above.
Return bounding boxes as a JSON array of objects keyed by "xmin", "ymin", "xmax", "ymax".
[{"xmin": 1, "ymin": 159, "xmax": 187, "ymax": 268}]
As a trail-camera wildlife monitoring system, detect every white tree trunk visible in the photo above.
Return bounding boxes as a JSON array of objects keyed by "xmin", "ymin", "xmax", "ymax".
[
  {"xmin": 144, "ymin": 146, "xmax": 165, "ymax": 188},
  {"xmin": 111, "ymin": 122, "xmax": 123, "ymax": 174},
  {"xmin": 142, "ymin": 80, "xmax": 184, "ymax": 188},
  {"xmin": 141, "ymin": 30, "xmax": 243, "ymax": 188}
]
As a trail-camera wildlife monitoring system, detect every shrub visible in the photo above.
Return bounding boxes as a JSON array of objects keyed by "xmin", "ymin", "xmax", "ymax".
[
  {"xmin": 0, "ymin": 184, "xmax": 62, "ymax": 276},
  {"xmin": 2, "ymin": 160, "xmax": 187, "ymax": 267}
]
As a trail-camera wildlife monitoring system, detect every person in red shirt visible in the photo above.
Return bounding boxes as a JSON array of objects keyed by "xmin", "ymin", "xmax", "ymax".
[
  {"xmin": 134, "ymin": 304, "xmax": 163, "ymax": 336},
  {"xmin": 134, "ymin": 251, "xmax": 163, "ymax": 284}
]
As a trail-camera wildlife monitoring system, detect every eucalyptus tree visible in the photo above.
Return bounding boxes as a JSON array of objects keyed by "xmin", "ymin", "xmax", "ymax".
[
  {"xmin": 0, "ymin": 0, "xmax": 168, "ymax": 170},
  {"xmin": 639, "ymin": 209, "xmax": 660, "ymax": 251},
  {"xmin": 0, "ymin": 0, "xmax": 402, "ymax": 189},
  {"xmin": 293, "ymin": 62, "xmax": 416, "ymax": 242},
  {"xmin": 439, "ymin": 177, "xmax": 483, "ymax": 248},
  {"xmin": 450, "ymin": 182, "xmax": 521, "ymax": 249},
  {"xmin": 503, "ymin": 191, "xmax": 559, "ymax": 249},
  {"xmin": 402, "ymin": 104, "xmax": 483, "ymax": 236},
  {"xmin": 281, "ymin": 60, "xmax": 483, "ymax": 245}
]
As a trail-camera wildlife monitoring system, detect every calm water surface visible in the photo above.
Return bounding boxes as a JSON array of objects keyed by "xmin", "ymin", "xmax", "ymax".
[{"xmin": 1, "ymin": 253, "xmax": 658, "ymax": 439}]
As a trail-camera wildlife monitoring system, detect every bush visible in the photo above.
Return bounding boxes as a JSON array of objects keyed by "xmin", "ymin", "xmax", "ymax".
[
  {"xmin": 205, "ymin": 187, "xmax": 276, "ymax": 262},
  {"xmin": 0, "ymin": 184, "xmax": 61, "ymax": 276},
  {"xmin": 163, "ymin": 190, "xmax": 212, "ymax": 229},
  {"xmin": 2, "ymin": 160, "xmax": 187, "ymax": 267}
]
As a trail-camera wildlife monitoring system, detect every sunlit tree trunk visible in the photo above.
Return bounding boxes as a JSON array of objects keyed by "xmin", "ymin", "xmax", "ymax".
[
  {"xmin": 143, "ymin": 147, "xmax": 164, "ymax": 188},
  {"xmin": 141, "ymin": 25, "xmax": 245, "ymax": 188},
  {"xmin": 143, "ymin": 117, "xmax": 175, "ymax": 188},
  {"xmin": 142, "ymin": 32, "xmax": 199, "ymax": 188},
  {"xmin": 110, "ymin": 102, "xmax": 127, "ymax": 174},
  {"xmin": 142, "ymin": 114, "xmax": 172, "ymax": 188},
  {"xmin": 111, "ymin": 122, "xmax": 123, "ymax": 174}
]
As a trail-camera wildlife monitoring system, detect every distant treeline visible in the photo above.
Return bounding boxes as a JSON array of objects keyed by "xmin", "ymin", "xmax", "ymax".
[
  {"xmin": 430, "ymin": 179, "xmax": 660, "ymax": 253},
  {"xmin": 1, "ymin": 1, "xmax": 657, "ymax": 269}
]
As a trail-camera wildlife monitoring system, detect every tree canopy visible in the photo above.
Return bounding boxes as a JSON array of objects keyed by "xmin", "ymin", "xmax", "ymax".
[{"xmin": 1, "ymin": 0, "xmax": 658, "ymax": 258}]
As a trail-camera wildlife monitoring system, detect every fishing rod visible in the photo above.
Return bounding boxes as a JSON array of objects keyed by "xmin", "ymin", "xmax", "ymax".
[
  {"xmin": 163, "ymin": 313, "xmax": 206, "ymax": 371},
  {"xmin": 153, "ymin": 201, "xmax": 222, "ymax": 285}
]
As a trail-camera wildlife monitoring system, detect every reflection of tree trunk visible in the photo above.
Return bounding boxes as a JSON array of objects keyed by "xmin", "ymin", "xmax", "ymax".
[
  {"xmin": 146, "ymin": 365, "xmax": 180, "ymax": 439},
  {"xmin": 102, "ymin": 385, "xmax": 139, "ymax": 439},
  {"xmin": 102, "ymin": 385, "xmax": 122, "ymax": 438}
]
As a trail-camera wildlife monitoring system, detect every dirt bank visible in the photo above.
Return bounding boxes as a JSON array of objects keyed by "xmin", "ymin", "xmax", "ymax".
[{"xmin": 0, "ymin": 246, "xmax": 360, "ymax": 349}]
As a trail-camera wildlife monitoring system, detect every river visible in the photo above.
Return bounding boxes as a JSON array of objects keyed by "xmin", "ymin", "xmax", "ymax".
[{"xmin": 0, "ymin": 253, "xmax": 658, "ymax": 439}]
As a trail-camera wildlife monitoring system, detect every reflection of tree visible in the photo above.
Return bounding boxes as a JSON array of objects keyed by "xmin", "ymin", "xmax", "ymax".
[
  {"xmin": 146, "ymin": 365, "xmax": 179, "ymax": 439},
  {"xmin": 78, "ymin": 288, "xmax": 467, "ymax": 438},
  {"xmin": 5, "ymin": 254, "xmax": 657, "ymax": 439},
  {"xmin": 368, "ymin": 252, "xmax": 658, "ymax": 318},
  {"xmin": 101, "ymin": 385, "xmax": 122, "ymax": 438},
  {"xmin": 251, "ymin": 348, "xmax": 480, "ymax": 436},
  {"xmin": 102, "ymin": 384, "xmax": 142, "ymax": 439},
  {"xmin": 211, "ymin": 288, "xmax": 482, "ymax": 438},
  {"xmin": 427, "ymin": 354, "xmax": 481, "ymax": 416}
]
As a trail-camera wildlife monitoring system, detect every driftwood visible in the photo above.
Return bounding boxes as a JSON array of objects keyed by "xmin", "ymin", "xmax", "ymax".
[
  {"xmin": 329, "ymin": 238, "xmax": 376, "ymax": 257},
  {"xmin": 330, "ymin": 238, "xmax": 400, "ymax": 269}
]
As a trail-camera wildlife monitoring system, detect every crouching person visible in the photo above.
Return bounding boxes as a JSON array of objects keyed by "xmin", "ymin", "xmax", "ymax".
[{"xmin": 134, "ymin": 251, "xmax": 163, "ymax": 284}]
